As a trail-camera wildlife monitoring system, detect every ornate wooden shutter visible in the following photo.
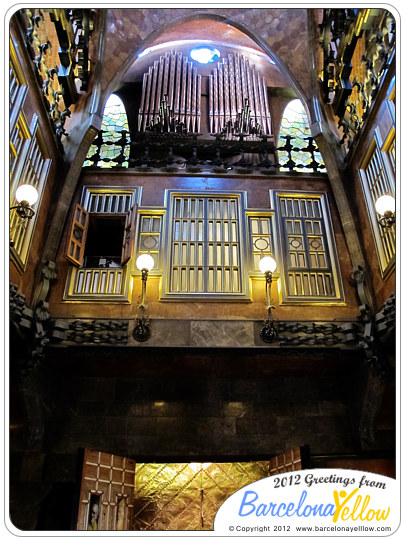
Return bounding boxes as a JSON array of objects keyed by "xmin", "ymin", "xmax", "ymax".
[
  {"xmin": 269, "ymin": 445, "xmax": 310, "ymax": 475},
  {"xmin": 76, "ymin": 449, "xmax": 136, "ymax": 531},
  {"xmin": 66, "ymin": 203, "xmax": 89, "ymax": 266},
  {"xmin": 121, "ymin": 204, "xmax": 138, "ymax": 266}
]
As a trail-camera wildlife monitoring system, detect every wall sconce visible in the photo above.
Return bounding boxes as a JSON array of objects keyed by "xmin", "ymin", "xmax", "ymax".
[
  {"xmin": 10, "ymin": 184, "xmax": 39, "ymax": 220},
  {"xmin": 259, "ymin": 256, "xmax": 278, "ymax": 343},
  {"xmin": 10, "ymin": 184, "xmax": 39, "ymax": 247},
  {"xmin": 132, "ymin": 254, "xmax": 154, "ymax": 342},
  {"xmin": 375, "ymin": 194, "xmax": 395, "ymax": 229}
]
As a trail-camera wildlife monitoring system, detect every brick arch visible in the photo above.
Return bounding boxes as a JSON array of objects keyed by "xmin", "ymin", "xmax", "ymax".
[{"xmin": 99, "ymin": 8, "xmax": 312, "ymax": 113}]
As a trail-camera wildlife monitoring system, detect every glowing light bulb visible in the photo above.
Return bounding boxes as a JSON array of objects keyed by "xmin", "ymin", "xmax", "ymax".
[
  {"xmin": 259, "ymin": 256, "xmax": 277, "ymax": 274},
  {"xmin": 15, "ymin": 184, "xmax": 38, "ymax": 206},
  {"xmin": 136, "ymin": 253, "xmax": 154, "ymax": 272},
  {"xmin": 375, "ymin": 194, "xmax": 395, "ymax": 216}
]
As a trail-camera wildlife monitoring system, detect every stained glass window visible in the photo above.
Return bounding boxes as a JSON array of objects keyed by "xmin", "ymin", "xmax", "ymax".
[
  {"xmin": 84, "ymin": 94, "xmax": 130, "ymax": 168},
  {"xmin": 278, "ymin": 99, "xmax": 324, "ymax": 172}
]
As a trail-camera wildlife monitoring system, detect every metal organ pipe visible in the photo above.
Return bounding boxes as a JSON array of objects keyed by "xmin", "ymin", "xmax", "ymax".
[
  {"xmin": 138, "ymin": 50, "xmax": 202, "ymax": 134},
  {"xmin": 138, "ymin": 50, "xmax": 272, "ymax": 139},
  {"xmin": 208, "ymin": 52, "xmax": 272, "ymax": 138}
]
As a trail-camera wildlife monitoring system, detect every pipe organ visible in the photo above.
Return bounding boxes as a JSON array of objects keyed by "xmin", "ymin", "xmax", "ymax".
[
  {"xmin": 209, "ymin": 53, "xmax": 272, "ymax": 139},
  {"xmin": 138, "ymin": 50, "xmax": 272, "ymax": 140},
  {"xmin": 138, "ymin": 50, "xmax": 202, "ymax": 134}
]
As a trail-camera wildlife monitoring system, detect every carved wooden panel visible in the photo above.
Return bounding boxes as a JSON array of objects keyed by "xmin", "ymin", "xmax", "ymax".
[
  {"xmin": 121, "ymin": 204, "xmax": 138, "ymax": 266},
  {"xmin": 269, "ymin": 446, "xmax": 304, "ymax": 475},
  {"xmin": 76, "ymin": 449, "xmax": 135, "ymax": 531},
  {"xmin": 66, "ymin": 203, "xmax": 89, "ymax": 267}
]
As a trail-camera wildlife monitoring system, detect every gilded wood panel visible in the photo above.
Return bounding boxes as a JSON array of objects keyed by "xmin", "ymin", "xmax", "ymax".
[{"xmin": 133, "ymin": 461, "xmax": 271, "ymax": 531}]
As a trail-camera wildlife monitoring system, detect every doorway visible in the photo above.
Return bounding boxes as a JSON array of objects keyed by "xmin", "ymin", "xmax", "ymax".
[{"xmin": 76, "ymin": 446, "xmax": 308, "ymax": 531}]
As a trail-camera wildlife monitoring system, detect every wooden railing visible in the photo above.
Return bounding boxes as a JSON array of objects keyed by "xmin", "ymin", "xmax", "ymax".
[
  {"xmin": 84, "ymin": 131, "xmax": 326, "ymax": 174},
  {"xmin": 65, "ymin": 267, "xmax": 128, "ymax": 300}
]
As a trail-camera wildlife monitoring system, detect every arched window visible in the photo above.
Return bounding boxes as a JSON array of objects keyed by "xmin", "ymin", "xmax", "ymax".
[
  {"xmin": 84, "ymin": 94, "xmax": 130, "ymax": 168},
  {"xmin": 278, "ymin": 99, "xmax": 324, "ymax": 172}
]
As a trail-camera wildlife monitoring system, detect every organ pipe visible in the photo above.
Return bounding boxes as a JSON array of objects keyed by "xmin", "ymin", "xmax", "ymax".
[
  {"xmin": 138, "ymin": 50, "xmax": 202, "ymax": 134},
  {"xmin": 138, "ymin": 49, "xmax": 272, "ymax": 139},
  {"xmin": 208, "ymin": 52, "xmax": 272, "ymax": 139}
]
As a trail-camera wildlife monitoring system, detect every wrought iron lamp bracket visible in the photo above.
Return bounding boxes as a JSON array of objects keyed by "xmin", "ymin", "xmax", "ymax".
[
  {"xmin": 10, "ymin": 201, "xmax": 35, "ymax": 220},
  {"xmin": 260, "ymin": 314, "xmax": 279, "ymax": 344},
  {"xmin": 132, "ymin": 313, "xmax": 151, "ymax": 342},
  {"xmin": 378, "ymin": 211, "xmax": 395, "ymax": 229},
  {"xmin": 133, "ymin": 262, "xmax": 153, "ymax": 342},
  {"xmin": 260, "ymin": 270, "xmax": 279, "ymax": 343}
]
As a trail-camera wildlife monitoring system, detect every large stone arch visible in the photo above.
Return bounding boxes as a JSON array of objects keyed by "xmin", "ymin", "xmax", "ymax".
[
  {"xmin": 63, "ymin": 8, "xmax": 317, "ymax": 167},
  {"xmin": 97, "ymin": 9, "xmax": 311, "ymax": 114}
]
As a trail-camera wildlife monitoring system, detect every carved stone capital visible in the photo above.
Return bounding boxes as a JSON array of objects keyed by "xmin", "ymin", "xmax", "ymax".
[
  {"xmin": 351, "ymin": 265, "xmax": 375, "ymax": 313},
  {"xmin": 358, "ymin": 294, "xmax": 395, "ymax": 381},
  {"xmin": 32, "ymin": 260, "xmax": 58, "ymax": 309}
]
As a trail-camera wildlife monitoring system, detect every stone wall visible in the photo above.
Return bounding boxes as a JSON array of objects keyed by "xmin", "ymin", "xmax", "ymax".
[
  {"xmin": 10, "ymin": 341, "xmax": 395, "ymax": 530},
  {"xmin": 36, "ymin": 345, "xmax": 362, "ymax": 472},
  {"xmin": 41, "ymin": 349, "xmax": 359, "ymax": 460}
]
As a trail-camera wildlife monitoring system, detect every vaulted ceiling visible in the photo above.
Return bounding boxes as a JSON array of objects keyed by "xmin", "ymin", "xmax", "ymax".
[
  {"xmin": 99, "ymin": 8, "xmax": 314, "ymax": 104},
  {"xmin": 118, "ymin": 18, "xmax": 290, "ymax": 89}
]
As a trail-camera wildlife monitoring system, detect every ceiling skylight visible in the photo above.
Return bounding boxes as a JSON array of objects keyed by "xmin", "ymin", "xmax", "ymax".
[{"xmin": 190, "ymin": 46, "xmax": 220, "ymax": 64}]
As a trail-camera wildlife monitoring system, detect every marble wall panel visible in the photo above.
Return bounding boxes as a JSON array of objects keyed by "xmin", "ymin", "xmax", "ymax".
[
  {"xmin": 189, "ymin": 320, "xmax": 255, "ymax": 348},
  {"xmin": 128, "ymin": 319, "xmax": 191, "ymax": 347}
]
